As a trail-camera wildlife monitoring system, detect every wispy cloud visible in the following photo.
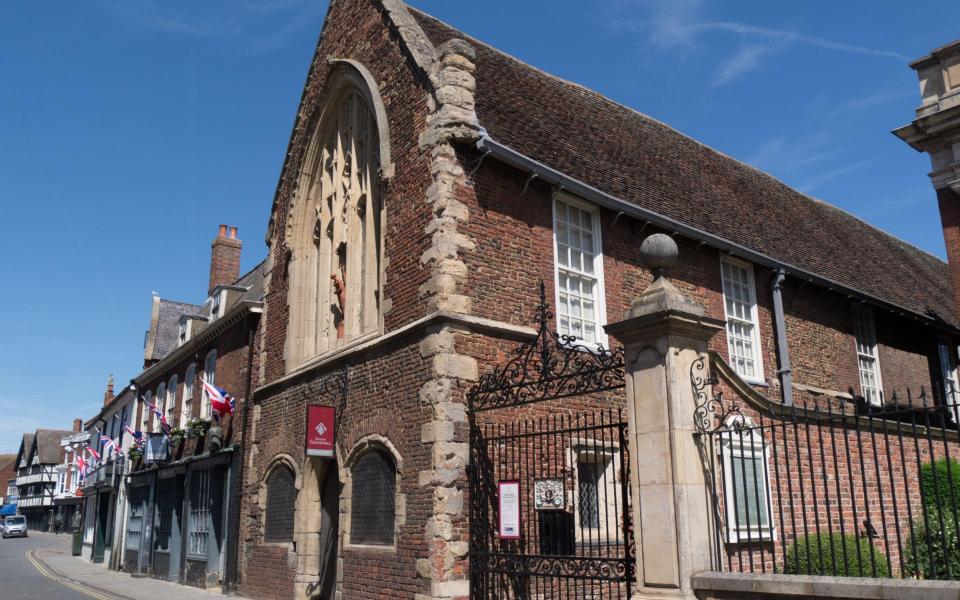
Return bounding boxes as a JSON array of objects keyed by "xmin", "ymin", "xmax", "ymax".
[
  {"xmin": 95, "ymin": 0, "xmax": 321, "ymax": 54},
  {"xmin": 712, "ymin": 44, "xmax": 777, "ymax": 86},
  {"xmin": 686, "ymin": 22, "xmax": 908, "ymax": 61},
  {"xmin": 797, "ymin": 160, "xmax": 874, "ymax": 193},
  {"xmin": 746, "ymin": 132, "xmax": 840, "ymax": 175},
  {"xmin": 612, "ymin": 0, "xmax": 906, "ymax": 85},
  {"xmin": 826, "ymin": 89, "xmax": 915, "ymax": 119}
]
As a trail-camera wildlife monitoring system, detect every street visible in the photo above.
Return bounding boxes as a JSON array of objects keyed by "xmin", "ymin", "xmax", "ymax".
[{"xmin": 0, "ymin": 532, "xmax": 100, "ymax": 600}]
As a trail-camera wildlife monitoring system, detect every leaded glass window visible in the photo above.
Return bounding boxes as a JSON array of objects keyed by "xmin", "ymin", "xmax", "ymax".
[
  {"xmin": 264, "ymin": 466, "xmax": 296, "ymax": 543},
  {"xmin": 577, "ymin": 460, "xmax": 602, "ymax": 528},
  {"xmin": 350, "ymin": 450, "xmax": 396, "ymax": 545}
]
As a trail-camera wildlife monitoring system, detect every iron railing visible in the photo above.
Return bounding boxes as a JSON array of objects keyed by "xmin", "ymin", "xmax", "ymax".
[
  {"xmin": 470, "ymin": 408, "xmax": 633, "ymax": 599},
  {"xmin": 695, "ymin": 377, "xmax": 960, "ymax": 580}
]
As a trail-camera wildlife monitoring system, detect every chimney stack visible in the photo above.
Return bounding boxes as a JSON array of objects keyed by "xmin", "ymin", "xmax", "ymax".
[
  {"xmin": 894, "ymin": 40, "xmax": 960, "ymax": 318},
  {"xmin": 73, "ymin": 418, "xmax": 82, "ymax": 432},
  {"xmin": 209, "ymin": 224, "xmax": 242, "ymax": 294},
  {"xmin": 103, "ymin": 374, "xmax": 115, "ymax": 406}
]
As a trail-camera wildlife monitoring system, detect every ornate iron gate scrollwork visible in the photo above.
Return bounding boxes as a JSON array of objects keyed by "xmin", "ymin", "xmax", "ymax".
[{"xmin": 467, "ymin": 282, "xmax": 634, "ymax": 599}]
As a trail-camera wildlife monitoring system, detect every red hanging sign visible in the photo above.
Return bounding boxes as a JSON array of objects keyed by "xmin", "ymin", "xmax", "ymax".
[{"xmin": 306, "ymin": 405, "xmax": 335, "ymax": 458}]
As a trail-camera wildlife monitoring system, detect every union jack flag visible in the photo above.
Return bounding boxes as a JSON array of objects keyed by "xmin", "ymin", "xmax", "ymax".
[
  {"xmin": 124, "ymin": 425, "xmax": 143, "ymax": 442},
  {"xmin": 144, "ymin": 397, "xmax": 171, "ymax": 435},
  {"xmin": 100, "ymin": 435, "xmax": 123, "ymax": 457},
  {"xmin": 85, "ymin": 446, "xmax": 101, "ymax": 465},
  {"xmin": 75, "ymin": 453, "xmax": 87, "ymax": 479},
  {"xmin": 202, "ymin": 380, "xmax": 235, "ymax": 417}
]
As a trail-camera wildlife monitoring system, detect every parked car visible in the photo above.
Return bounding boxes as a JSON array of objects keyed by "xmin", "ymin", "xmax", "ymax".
[{"xmin": 2, "ymin": 515, "xmax": 27, "ymax": 538}]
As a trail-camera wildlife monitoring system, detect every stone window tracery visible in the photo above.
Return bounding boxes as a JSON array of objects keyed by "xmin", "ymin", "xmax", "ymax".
[{"xmin": 287, "ymin": 81, "xmax": 384, "ymax": 368}]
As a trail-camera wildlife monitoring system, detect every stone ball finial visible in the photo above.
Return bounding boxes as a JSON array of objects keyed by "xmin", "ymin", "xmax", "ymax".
[{"xmin": 640, "ymin": 233, "xmax": 678, "ymax": 275}]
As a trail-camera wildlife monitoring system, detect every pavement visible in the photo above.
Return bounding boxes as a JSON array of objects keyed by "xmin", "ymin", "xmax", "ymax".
[{"xmin": 9, "ymin": 531, "xmax": 224, "ymax": 600}]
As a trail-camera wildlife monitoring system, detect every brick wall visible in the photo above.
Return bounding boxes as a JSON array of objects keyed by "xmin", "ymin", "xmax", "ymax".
[
  {"xmin": 708, "ymin": 395, "xmax": 960, "ymax": 577},
  {"xmin": 131, "ymin": 315, "xmax": 257, "ymax": 465},
  {"xmin": 939, "ymin": 187, "xmax": 960, "ymax": 317},
  {"xmin": 240, "ymin": 338, "xmax": 434, "ymax": 599},
  {"xmin": 461, "ymin": 147, "xmax": 952, "ymax": 407}
]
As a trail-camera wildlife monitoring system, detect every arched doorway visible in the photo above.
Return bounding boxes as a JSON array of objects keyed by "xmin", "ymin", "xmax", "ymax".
[{"xmin": 294, "ymin": 457, "xmax": 341, "ymax": 600}]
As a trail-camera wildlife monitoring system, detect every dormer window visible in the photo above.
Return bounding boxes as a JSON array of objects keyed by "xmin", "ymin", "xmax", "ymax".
[
  {"xmin": 179, "ymin": 320, "xmax": 189, "ymax": 346},
  {"xmin": 211, "ymin": 291, "xmax": 222, "ymax": 320}
]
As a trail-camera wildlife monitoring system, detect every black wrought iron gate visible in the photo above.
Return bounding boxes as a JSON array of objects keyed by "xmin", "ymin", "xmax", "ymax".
[{"xmin": 467, "ymin": 284, "xmax": 634, "ymax": 599}]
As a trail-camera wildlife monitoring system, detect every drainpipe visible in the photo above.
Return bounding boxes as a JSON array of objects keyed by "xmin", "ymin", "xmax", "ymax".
[
  {"xmin": 771, "ymin": 269, "xmax": 794, "ymax": 406},
  {"xmin": 225, "ymin": 315, "xmax": 257, "ymax": 593}
]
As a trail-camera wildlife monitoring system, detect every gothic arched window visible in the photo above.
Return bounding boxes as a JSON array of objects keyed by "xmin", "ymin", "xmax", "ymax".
[
  {"xmin": 264, "ymin": 465, "xmax": 296, "ymax": 543},
  {"xmin": 287, "ymin": 70, "xmax": 385, "ymax": 368},
  {"xmin": 350, "ymin": 450, "xmax": 396, "ymax": 546}
]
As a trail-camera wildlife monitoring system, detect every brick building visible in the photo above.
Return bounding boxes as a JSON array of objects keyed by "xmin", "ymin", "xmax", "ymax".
[
  {"xmin": 0, "ymin": 454, "xmax": 16, "ymax": 506},
  {"xmin": 119, "ymin": 225, "xmax": 263, "ymax": 590},
  {"xmin": 229, "ymin": 2, "xmax": 960, "ymax": 599}
]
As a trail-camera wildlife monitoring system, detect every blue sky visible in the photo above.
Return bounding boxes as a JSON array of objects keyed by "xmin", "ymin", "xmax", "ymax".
[{"xmin": 0, "ymin": 0, "xmax": 957, "ymax": 453}]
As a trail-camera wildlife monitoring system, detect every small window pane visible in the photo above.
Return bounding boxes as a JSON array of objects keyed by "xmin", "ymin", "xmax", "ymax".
[{"xmin": 578, "ymin": 460, "xmax": 601, "ymax": 528}]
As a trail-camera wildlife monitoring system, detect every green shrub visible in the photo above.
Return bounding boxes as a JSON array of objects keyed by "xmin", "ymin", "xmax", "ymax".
[
  {"xmin": 783, "ymin": 533, "xmax": 890, "ymax": 577},
  {"xmin": 903, "ymin": 512, "xmax": 960, "ymax": 579},
  {"xmin": 904, "ymin": 458, "xmax": 960, "ymax": 579},
  {"xmin": 920, "ymin": 459, "xmax": 960, "ymax": 514}
]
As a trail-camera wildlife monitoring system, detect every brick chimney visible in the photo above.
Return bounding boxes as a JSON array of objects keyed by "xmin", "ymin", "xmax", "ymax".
[
  {"xmin": 73, "ymin": 418, "xmax": 82, "ymax": 432},
  {"xmin": 209, "ymin": 224, "xmax": 242, "ymax": 294},
  {"xmin": 894, "ymin": 40, "xmax": 960, "ymax": 317},
  {"xmin": 103, "ymin": 374, "xmax": 114, "ymax": 406}
]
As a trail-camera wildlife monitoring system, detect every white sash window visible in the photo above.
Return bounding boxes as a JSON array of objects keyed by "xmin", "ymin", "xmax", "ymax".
[
  {"xmin": 553, "ymin": 195, "xmax": 607, "ymax": 346},
  {"xmin": 720, "ymin": 257, "xmax": 764, "ymax": 383},
  {"xmin": 853, "ymin": 305, "xmax": 883, "ymax": 406}
]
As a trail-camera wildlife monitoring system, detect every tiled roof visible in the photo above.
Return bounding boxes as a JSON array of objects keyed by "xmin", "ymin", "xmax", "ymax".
[
  {"xmin": 16, "ymin": 433, "xmax": 34, "ymax": 466},
  {"xmin": 154, "ymin": 299, "xmax": 205, "ymax": 360},
  {"xmin": 409, "ymin": 8, "xmax": 958, "ymax": 328},
  {"xmin": 34, "ymin": 429, "xmax": 72, "ymax": 464},
  {"xmin": 235, "ymin": 260, "xmax": 266, "ymax": 304}
]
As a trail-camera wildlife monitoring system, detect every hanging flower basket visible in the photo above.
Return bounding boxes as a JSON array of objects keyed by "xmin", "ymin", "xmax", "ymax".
[
  {"xmin": 168, "ymin": 427, "xmax": 187, "ymax": 446},
  {"xmin": 186, "ymin": 417, "xmax": 208, "ymax": 439}
]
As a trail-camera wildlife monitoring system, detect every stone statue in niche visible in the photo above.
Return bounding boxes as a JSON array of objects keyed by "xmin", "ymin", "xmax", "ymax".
[{"xmin": 331, "ymin": 241, "xmax": 347, "ymax": 339}]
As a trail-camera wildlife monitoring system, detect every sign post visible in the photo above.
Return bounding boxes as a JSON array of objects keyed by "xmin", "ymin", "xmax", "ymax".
[{"xmin": 306, "ymin": 405, "xmax": 336, "ymax": 458}]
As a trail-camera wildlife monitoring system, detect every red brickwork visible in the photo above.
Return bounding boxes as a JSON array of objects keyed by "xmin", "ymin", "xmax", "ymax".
[
  {"xmin": 131, "ymin": 316, "xmax": 257, "ymax": 464},
  {"xmin": 233, "ymin": 1, "xmax": 960, "ymax": 598},
  {"xmin": 240, "ymin": 340, "xmax": 434, "ymax": 599},
  {"xmin": 707, "ymin": 395, "xmax": 960, "ymax": 577},
  {"xmin": 462, "ymin": 151, "xmax": 948, "ymax": 406},
  {"xmin": 939, "ymin": 187, "xmax": 960, "ymax": 319},
  {"xmin": 209, "ymin": 225, "xmax": 242, "ymax": 294}
]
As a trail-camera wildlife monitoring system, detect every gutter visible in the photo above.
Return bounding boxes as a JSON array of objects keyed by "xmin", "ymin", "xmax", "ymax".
[{"xmin": 475, "ymin": 135, "xmax": 960, "ymax": 335}]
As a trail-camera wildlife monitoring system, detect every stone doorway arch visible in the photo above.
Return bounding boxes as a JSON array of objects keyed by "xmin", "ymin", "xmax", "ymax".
[{"xmin": 293, "ymin": 456, "xmax": 341, "ymax": 600}]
